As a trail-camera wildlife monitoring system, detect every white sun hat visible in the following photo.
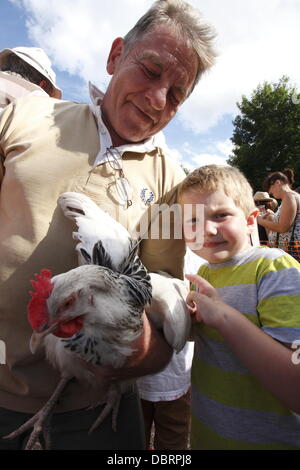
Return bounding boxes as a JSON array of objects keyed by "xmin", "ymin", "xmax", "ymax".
[
  {"xmin": 253, "ymin": 191, "xmax": 273, "ymax": 202},
  {"xmin": 0, "ymin": 47, "xmax": 62, "ymax": 99}
]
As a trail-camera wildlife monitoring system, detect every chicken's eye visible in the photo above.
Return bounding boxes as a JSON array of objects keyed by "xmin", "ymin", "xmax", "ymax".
[{"xmin": 58, "ymin": 295, "xmax": 75, "ymax": 313}]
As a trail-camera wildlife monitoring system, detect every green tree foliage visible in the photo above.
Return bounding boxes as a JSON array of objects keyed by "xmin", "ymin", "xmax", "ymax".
[{"xmin": 228, "ymin": 77, "xmax": 300, "ymax": 191}]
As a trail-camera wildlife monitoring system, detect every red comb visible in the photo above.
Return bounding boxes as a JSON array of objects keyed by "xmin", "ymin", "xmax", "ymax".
[{"xmin": 27, "ymin": 269, "xmax": 53, "ymax": 331}]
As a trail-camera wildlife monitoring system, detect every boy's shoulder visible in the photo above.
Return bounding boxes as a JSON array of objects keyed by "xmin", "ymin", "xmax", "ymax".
[
  {"xmin": 254, "ymin": 246, "xmax": 300, "ymax": 271},
  {"xmin": 198, "ymin": 246, "xmax": 299, "ymax": 276}
]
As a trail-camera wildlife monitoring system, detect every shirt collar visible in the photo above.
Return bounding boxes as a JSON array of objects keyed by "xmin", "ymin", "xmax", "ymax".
[{"xmin": 88, "ymin": 81, "xmax": 163, "ymax": 167}]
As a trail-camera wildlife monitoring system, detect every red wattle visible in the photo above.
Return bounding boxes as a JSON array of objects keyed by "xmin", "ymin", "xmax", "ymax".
[{"xmin": 52, "ymin": 317, "xmax": 84, "ymax": 338}]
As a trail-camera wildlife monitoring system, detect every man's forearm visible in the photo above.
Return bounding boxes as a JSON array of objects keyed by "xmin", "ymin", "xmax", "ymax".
[
  {"xmin": 86, "ymin": 313, "xmax": 173, "ymax": 383},
  {"xmin": 119, "ymin": 313, "xmax": 173, "ymax": 379}
]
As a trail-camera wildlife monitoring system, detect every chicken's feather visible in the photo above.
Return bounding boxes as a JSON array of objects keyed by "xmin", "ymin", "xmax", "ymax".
[{"xmin": 58, "ymin": 192, "xmax": 131, "ymax": 270}]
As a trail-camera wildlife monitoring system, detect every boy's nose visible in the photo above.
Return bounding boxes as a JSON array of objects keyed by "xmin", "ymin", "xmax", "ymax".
[{"xmin": 204, "ymin": 219, "xmax": 218, "ymax": 236}]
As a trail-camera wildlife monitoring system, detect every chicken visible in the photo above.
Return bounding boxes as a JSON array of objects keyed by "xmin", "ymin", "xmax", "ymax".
[{"xmin": 3, "ymin": 192, "xmax": 190, "ymax": 449}]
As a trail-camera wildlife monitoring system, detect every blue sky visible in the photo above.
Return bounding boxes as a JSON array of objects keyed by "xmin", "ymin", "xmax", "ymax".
[{"xmin": 1, "ymin": 0, "xmax": 299, "ymax": 170}]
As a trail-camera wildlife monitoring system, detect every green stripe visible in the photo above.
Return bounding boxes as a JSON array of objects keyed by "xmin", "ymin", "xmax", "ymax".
[
  {"xmin": 192, "ymin": 357, "xmax": 289, "ymax": 414},
  {"xmin": 258, "ymin": 295, "xmax": 300, "ymax": 327},
  {"xmin": 191, "ymin": 415, "xmax": 300, "ymax": 450}
]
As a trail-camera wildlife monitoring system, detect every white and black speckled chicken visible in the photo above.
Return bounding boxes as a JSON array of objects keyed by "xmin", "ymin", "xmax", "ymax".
[{"xmin": 4, "ymin": 192, "xmax": 190, "ymax": 449}]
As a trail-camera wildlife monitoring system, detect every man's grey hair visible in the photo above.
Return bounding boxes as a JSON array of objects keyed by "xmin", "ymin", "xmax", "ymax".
[{"xmin": 124, "ymin": 0, "xmax": 217, "ymax": 91}]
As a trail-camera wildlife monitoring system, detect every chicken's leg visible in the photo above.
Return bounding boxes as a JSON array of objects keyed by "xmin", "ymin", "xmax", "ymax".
[
  {"xmin": 89, "ymin": 383, "xmax": 121, "ymax": 433},
  {"xmin": 3, "ymin": 376, "xmax": 71, "ymax": 450}
]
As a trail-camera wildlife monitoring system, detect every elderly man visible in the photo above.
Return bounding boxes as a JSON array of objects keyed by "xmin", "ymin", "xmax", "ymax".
[{"xmin": 0, "ymin": 0, "xmax": 216, "ymax": 450}]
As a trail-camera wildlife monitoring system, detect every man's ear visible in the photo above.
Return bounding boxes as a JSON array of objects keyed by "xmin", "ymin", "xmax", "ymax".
[
  {"xmin": 38, "ymin": 79, "xmax": 47, "ymax": 92},
  {"xmin": 106, "ymin": 37, "xmax": 125, "ymax": 75}
]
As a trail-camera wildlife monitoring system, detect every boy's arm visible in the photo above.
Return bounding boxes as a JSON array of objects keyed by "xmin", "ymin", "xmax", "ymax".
[{"xmin": 186, "ymin": 274, "xmax": 300, "ymax": 414}]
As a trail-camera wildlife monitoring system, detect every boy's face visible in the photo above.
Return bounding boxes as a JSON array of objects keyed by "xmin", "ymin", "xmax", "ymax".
[{"xmin": 181, "ymin": 188, "xmax": 257, "ymax": 264}]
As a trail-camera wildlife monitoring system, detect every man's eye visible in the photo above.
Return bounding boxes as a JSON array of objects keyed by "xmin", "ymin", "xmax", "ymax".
[
  {"xmin": 169, "ymin": 92, "xmax": 180, "ymax": 106},
  {"xmin": 142, "ymin": 64, "xmax": 159, "ymax": 79}
]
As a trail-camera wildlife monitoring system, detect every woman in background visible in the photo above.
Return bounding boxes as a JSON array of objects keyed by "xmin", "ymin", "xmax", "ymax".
[
  {"xmin": 257, "ymin": 169, "xmax": 300, "ymax": 251},
  {"xmin": 253, "ymin": 191, "xmax": 278, "ymax": 244}
]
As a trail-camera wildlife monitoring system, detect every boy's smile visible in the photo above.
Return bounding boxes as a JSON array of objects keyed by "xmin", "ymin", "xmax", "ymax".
[{"xmin": 182, "ymin": 188, "xmax": 257, "ymax": 264}]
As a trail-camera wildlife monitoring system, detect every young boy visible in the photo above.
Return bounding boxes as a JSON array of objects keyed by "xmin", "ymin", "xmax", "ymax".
[{"xmin": 180, "ymin": 164, "xmax": 300, "ymax": 450}]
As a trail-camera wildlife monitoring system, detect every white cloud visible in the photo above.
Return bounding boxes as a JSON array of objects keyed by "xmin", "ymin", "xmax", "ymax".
[
  {"xmin": 11, "ymin": 0, "xmax": 300, "ymax": 135},
  {"xmin": 179, "ymin": 0, "xmax": 300, "ymax": 134},
  {"xmin": 178, "ymin": 138, "xmax": 232, "ymax": 170},
  {"xmin": 191, "ymin": 153, "xmax": 229, "ymax": 167},
  {"xmin": 11, "ymin": 0, "xmax": 152, "ymax": 90},
  {"xmin": 215, "ymin": 138, "xmax": 233, "ymax": 157}
]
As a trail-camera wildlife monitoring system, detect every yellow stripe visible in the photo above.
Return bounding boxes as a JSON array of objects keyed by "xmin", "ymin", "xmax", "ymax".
[
  {"xmin": 192, "ymin": 357, "xmax": 289, "ymax": 414},
  {"xmin": 258, "ymin": 295, "xmax": 300, "ymax": 327}
]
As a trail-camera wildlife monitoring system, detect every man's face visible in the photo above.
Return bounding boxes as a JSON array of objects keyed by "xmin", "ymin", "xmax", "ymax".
[{"xmin": 101, "ymin": 24, "xmax": 198, "ymax": 146}]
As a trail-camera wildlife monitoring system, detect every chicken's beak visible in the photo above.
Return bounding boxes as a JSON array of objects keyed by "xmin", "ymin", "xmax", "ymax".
[{"xmin": 29, "ymin": 323, "xmax": 60, "ymax": 354}]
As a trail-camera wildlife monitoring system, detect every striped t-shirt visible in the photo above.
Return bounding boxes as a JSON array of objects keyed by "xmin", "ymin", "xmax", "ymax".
[{"xmin": 191, "ymin": 246, "xmax": 300, "ymax": 450}]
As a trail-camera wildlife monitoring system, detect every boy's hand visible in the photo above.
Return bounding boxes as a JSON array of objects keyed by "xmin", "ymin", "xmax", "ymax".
[{"xmin": 185, "ymin": 274, "xmax": 228, "ymax": 329}]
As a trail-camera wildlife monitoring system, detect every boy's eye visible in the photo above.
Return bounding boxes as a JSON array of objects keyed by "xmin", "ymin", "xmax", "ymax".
[{"xmin": 215, "ymin": 213, "xmax": 229, "ymax": 219}]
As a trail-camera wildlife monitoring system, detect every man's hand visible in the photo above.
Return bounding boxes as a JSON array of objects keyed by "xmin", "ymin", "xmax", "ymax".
[{"xmin": 84, "ymin": 312, "xmax": 172, "ymax": 384}]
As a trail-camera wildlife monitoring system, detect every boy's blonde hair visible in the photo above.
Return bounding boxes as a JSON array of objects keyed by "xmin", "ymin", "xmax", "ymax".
[{"xmin": 180, "ymin": 164, "xmax": 256, "ymax": 217}]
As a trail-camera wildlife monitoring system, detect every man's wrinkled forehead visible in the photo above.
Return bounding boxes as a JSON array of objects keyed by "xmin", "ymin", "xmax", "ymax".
[
  {"xmin": 139, "ymin": 50, "xmax": 164, "ymax": 68},
  {"xmin": 145, "ymin": 49, "xmax": 189, "ymax": 94}
]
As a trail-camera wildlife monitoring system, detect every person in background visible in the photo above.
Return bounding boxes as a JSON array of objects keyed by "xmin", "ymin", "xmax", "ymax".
[
  {"xmin": 0, "ymin": 0, "xmax": 216, "ymax": 450},
  {"xmin": 180, "ymin": 164, "xmax": 300, "ymax": 450},
  {"xmin": 0, "ymin": 46, "xmax": 62, "ymax": 109},
  {"xmin": 257, "ymin": 169, "xmax": 300, "ymax": 249},
  {"xmin": 253, "ymin": 191, "xmax": 278, "ymax": 244}
]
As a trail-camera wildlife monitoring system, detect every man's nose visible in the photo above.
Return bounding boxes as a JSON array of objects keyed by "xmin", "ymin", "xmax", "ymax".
[{"xmin": 145, "ymin": 85, "xmax": 168, "ymax": 111}]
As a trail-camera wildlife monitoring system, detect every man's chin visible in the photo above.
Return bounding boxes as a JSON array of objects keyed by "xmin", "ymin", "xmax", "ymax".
[{"xmin": 112, "ymin": 122, "xmax": 152, "ymax": 146}]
